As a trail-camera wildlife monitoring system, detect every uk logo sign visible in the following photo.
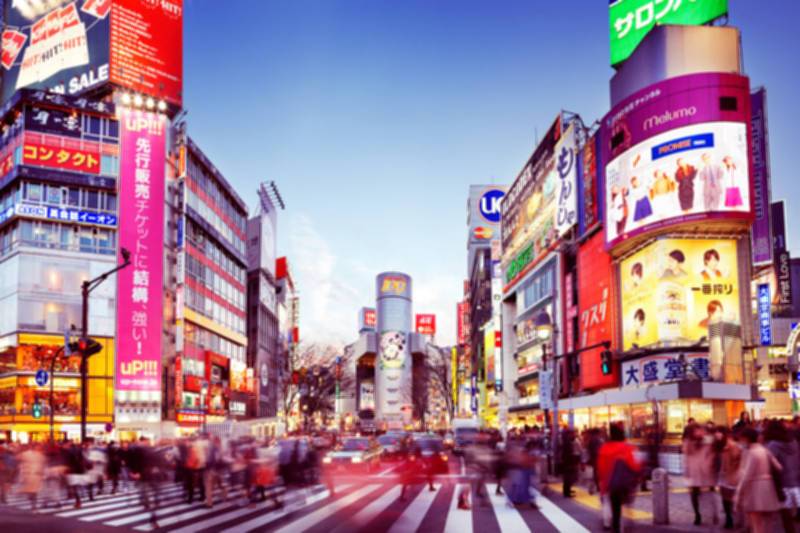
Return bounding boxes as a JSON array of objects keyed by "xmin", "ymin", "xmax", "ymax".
[{"xmin": 478, "ymin": 188, "xmax": 505, "ymax": 224}]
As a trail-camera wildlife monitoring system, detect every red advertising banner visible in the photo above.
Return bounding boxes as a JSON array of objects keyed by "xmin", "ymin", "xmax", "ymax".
[
  {"xmin": 578, "ymin": 232, "xmax": 618, "ymax": 389},
  {"xmin": 22, "ymin": 141, "xmax": 101, "ymax": 174},
  {"xmin": 174, "ymin": 353, "xmax": 183, "ymax": 408},
  {"xmin": 457, "ymin": 302, "xmax": 467, "ymax": 345},
  {"xmin": 363, "ymin": 308, "xmax": 376, "ymax": 328},
  {"xmin": 415, "ymin": 314, "xmax": 436, "ymax": 335},
  {"xmin": 116, "ymin": 108, "xmax": 165, "ymax": 392},
  {"xmin": 110, "ymin": 0, "xmax": 183, "ymax": 106}
]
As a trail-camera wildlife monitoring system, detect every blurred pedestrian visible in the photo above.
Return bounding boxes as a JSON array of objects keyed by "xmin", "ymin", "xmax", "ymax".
[
  {"xmin": 0, "ymin": 443, "xmax": 15, "ymax": 504},
  {"xmin": 185, "ymin": 435, "xmax": 208, "ymax": 503},
  {"xmin": 597, "ymin": 423, "xmax": 641, "ymax": 533},
  {"xmin": 735, "ymin": 427, "xmax": 783, "ymax": 533},
  {"xmin": 713, "ymin": 425, "xmax": 742, "ymax": 530},
  {"xmin": 561, "ymin": 428, "xmax": 581, "ymax": 498},
  {"xmin": 683, "ymin": 423, "xmax": 716, "ymax": 526},
  {"xmin": 587, "ymin": 428, "xmax": 604, "ymax": 494},
  {"xmin": 64, "ymin": 441, "xmax": 87, "ymax": 508},
  {"xmin": 19, "ymin": 443, "xmax": 45, "ymax": 509},
  {"xmin": 764, "ymin": 419, "xmax": 799, "ymax": 533},
  {"xmin": 86, "ymin": 441, "xmax": 107, "ymax": 498},
  {"xmin": 106, "ymin": 441, "xmax": 122, "ymax": 494}
]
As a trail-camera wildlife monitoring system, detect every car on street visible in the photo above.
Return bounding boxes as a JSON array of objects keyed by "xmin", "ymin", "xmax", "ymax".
[
  {"xmin": 410, "ymin": 436, "xmax": 449, "ymax": 475},
  {"xmin": 322, "ymin": 436, "xmax": 382, "ymax": 472},
  {"xmin": 377, "ymin": 434, "xmax": 404, "ymax": 460}
]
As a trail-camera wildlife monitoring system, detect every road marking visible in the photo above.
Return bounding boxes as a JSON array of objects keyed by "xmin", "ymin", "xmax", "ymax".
[
  {"xmin": 34, "ymin": 485, "xmax": 184, "ymax": 513},
  {"xmin": 377, "ymin": 464, "xmax": 401, "ymax": 477},
  {"xmin": 54, "ymin": 488, "xmax": 183, "ymax": 518},
  {"xmin": 460, "ymin": 457, "xmax": 466, "ymax": 476},
  {"xmin": 386, "ymin": 483, "xmax": 439, "ymax": 533},
  {"xmin": 546, "ymin": 483, "xmax": 652, "ymax": 519},
  {"xmin": 271, "ymin": 484, "xmax": 379, "ymax": 533},
  {"xmin": 348, "ymin": 484, "xmax": 402, "ymax": 526},
  {"xmin": 487, "ymin": 487, "xmax": 529, "ymax": 532},
  {"xmin": 443, "ymin": 484, "xmax": 472, "ymax": 533},
  {"xmin": 536, "ymin": 491, "xmax": 592, "ymax": 533},
  {"xmin": 217, "ymin": 487, "xmax": 337, "ymax": 533}
]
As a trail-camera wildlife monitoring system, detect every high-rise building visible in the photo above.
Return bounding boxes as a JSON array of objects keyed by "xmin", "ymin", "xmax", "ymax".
[{"xmin": 0, "ymin": 90, "xmax": 120, "ymax": 442}]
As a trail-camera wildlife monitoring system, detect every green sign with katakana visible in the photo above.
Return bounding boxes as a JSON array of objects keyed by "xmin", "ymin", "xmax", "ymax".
[{"xmin": 609, "ymin": 0, "xmax": 728, "ymax": 65}]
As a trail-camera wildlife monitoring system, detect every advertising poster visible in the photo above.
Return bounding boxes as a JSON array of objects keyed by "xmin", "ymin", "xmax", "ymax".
[
  {"xmin": 484, "ymin": 328, "xmax": 495, "ymax": 384},
  {"xmin": 501, "ymin": 114, "xmax": 561, "ymax": 263},
  {"xmin": 457, "ymin": 301, "xmax": 467, "ymax": 345},
  {"xmin": 750, "ymin": 90, "xmax": 773, "ymax": 265},
  {"xmin": 620, "ymin": 238, "xmax": 740, "ymax": 350},
  {"xmin": 1, "ymin": 0, "xmax": 111, "ymax": 104},
  {"xmin": 116, "ymin": 107, "xmax": 165, "ymax": 391},
  {"xmin": 110, "ymin": 0, "xmax": 183, "ymax": 106},
  {"xmin": 578, "ymin": 232, "xmax": 617, "ymax": 389},
  {"xmin": 605, "ymin": 122, "xmax": 751, "ymax": 247},
  {"xmin": 609, "ymin": 0, "xmax": 728, "ymax": 65},
  {"xmin": 359, "ymin": 307, "xmax": 376, "ymax": 331},
  {"xmin": 581, "ymin": 131, "xmax": 599, "ymax": 234}
]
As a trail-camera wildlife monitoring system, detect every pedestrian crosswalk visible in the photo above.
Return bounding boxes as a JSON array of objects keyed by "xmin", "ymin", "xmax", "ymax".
[{"xmin": 0, "ymin": 478, "xmax": 600, "ymax": 532}]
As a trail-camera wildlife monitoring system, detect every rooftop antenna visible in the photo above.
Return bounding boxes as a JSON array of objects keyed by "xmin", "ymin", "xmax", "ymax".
[{"xmin": 257, "ymin": 181, "xmax": 285, "ymax": 215}]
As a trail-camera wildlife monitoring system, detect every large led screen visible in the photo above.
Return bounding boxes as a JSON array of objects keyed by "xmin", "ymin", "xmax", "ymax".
[
  {"xmin": 605, "ymin": 122, "xmax": 750, "ymax": 248},
  {"xmin": 620, "ymin": 238, "xmax": 740, "ymax": 351}
]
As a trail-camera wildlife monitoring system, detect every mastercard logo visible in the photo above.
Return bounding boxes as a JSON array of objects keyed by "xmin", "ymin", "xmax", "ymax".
[{"xmin": 473, "ymin": 226, "xmax": 493, "ymax": 239}]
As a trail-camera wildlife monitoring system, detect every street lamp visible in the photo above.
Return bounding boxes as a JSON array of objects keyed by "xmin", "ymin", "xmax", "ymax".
[
  {"xmin": 535, "ymin": 310, "xmax": 556, "ymax": 475},
  {"xmin": 200, "ymin": 381, "xmax": 208, "ymax": 434},
  {"xmin": 80, "ymin": 248, "xmax": 131, "ymax": 443}
]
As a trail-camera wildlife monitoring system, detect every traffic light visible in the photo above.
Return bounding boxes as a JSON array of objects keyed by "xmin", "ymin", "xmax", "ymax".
[
  {"xmin": 32, "ymin": 401, "xmax": 42, "ymax": 419},
  {"xmin": 601, "ymin": 350, "xmax": 613, "ymax": 375},
  {"xmin": 68, "ymin": 337, "xmax": 103, "ymax": 357}
]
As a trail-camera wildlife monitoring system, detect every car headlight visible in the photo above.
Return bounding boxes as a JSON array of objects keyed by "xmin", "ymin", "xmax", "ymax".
[
  {"xmin": 351, "ymin": 456, "xmax": 362, "ymax": 463},
  {"xmin": 323, "ymin": 456, "xmax": 332, "ymax": 464}
]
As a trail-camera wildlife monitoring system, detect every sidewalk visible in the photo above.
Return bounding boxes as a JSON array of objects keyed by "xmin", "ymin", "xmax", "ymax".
[{"xmin": 542, "ymin": 472, "xmax": 775, "ymax": 532}]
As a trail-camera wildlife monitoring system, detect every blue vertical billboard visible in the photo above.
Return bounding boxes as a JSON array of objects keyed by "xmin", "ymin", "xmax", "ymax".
[{"xmin": 375, "ymin": 272, "xmax": 412, "ymax": 429}]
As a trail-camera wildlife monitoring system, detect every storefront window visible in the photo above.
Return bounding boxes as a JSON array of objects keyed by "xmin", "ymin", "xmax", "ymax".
[
  {"xmin": 689, "ymin": 400, "xmax": 713, "ymax": 425},
  {"xmin": 665, "ymin": 400, "xmax": 688, "ymax": 435},
  {"xmin": 629, "ymin": 402, "xmax": 655, "ymax": 440},
  {"xmin": 0, "ymin": 388, "xmax": 14, "ymax": 414}
]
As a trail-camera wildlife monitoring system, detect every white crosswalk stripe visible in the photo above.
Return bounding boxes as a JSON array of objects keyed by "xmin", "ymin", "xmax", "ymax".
[
  {"xmin": 386, "ymin": 483, "xmax": 439, "ymax": 533},
  {"xmin": 443, "ymin": 483, "xmax": 473, "ymax": 533},
  {"xmin": 1, "ymin": 479, "xmax": 594, "ymax": 532},
  {"xmin": 271, "ymin": 484, "xmax": 380, "ymax": 533}
]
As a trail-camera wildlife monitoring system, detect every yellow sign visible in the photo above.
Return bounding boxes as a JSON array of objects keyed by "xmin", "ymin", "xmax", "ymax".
[{"xmin": 621, "ymin": 238, "xmax": 740, "ymax": 350}]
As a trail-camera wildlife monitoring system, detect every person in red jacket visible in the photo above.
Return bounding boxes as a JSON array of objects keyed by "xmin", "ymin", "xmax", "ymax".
[{"xmin": 597, "ymin": 423, "xmax": 641, "ymax": 533}]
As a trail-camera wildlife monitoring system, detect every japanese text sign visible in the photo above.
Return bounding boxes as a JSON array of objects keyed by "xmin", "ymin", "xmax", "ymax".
[
  {"xmin": 750, "ymin": 90, "xmax": 772, "ymax": 265},
  {"xmin": 620, "ymin": 238, "xmax": 740, "ymax": 351},
  {"xmin": 621, "ymin": 353, "xmax": 709, "ymax": 387},
  {"xmin": 23, "ymin": 141, "xmax": 100, "ymax": 174},
  {"xmin": 758, "ymin": 283, "xmax": 771, "ymax": 346},
  {"xmin": 609, "ymin": 0, "xmax": 728, "ymax": 65},
  {"xmin": 116, "ymin": 108, "xmax": 165, "ymax": 392},
  {"xmin": 415, "ymin": 314, "xmax": 436, "ymax": 335}
]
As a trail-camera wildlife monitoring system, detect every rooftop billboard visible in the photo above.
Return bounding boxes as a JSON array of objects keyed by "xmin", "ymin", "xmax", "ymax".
[
  {"xmin": 609, "ymin": 0, "xmax": 728, "ymax": 66},
  {"xmin": 2, "ymin": 0, "xmax": 183, "ymax": 106},
  {"xmin": 602, "ymin": 72, "xmax": 752, "ymax": 250}
]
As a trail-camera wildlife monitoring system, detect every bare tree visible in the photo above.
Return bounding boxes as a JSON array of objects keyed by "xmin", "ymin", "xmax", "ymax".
[
  {"xmin": 279, "ymin": 342, "xmax": 354, "ymax": 429},
  {"xmin": 427, "ymin": 346, "xmax": 455, "ymax": 425}
]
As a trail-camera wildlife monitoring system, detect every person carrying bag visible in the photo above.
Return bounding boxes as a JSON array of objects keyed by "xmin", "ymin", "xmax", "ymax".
[{"xmin": 598, "ymin": 423, "xmax": 641, "ymax": 533}]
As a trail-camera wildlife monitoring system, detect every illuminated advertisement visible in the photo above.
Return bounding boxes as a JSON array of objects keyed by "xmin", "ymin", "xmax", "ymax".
[
  {"xmin": 110, "ymin": 0, "xmax": 183, "ymax": 106},
  {"xmin": 750, "ymin": 89, "xmax": 772, "ymax": 265},
  {"xmin": 375, "ymin": 272, "xmax": 412, "ymax": 424},
  {"xmin": 620, "ymin": 238, "xmax": 740, "ymax": 351},
  {"xmin": 578, "ymin": 232, "xmax": 617, "ymax": 389},
  {"xmin": 22, "ymin": 138, "xmax": 101, "ymax": 174},
  {"xmin": 554, "ymin": 124, "xmax": 578, "ymax": 236},
  {"xmin": 484, "ymin": 328, "xmax": 495, "ymax": 384},
  {"xmin": 468, "ymin": 185, "xmax": 506, "ymax": 276},
  {"xmin": 359, "ymin": 307, "xmax": 376, "ymax": 331},
  {"xmin": 2, "ymin": 0, "xmax": 182, "ymax": 106},
  {"xmin": 606, "ymin": 122, "xmax": 750, "ymax": 247},
  {"xmin": 116, "ymin": 108, "xmax": 165, "ymax": 391},
  {"xmin": 602, "ymin": 73, "xmax": 752, "ymax": 249},
  {"xmin": 501, "ymin": 114, "xmax": 561, "ymax": 263},
  {"xmin": 580, "ymin": 131, "xmax": 600, "ymax": 234},
  {"xmin": 457, "ymin": 301, "xmax": 468, "ymax": 345},
  {"xmin": 609, "ymin": 0, "xmax": 728, "ymax": 65},
  {"xmin": 359, "ymin": 381, "xmax": 375, "ymax": 410},
  {"xmin": 415, "ymin": 314, "xmax": 436, "ymax": 335}
]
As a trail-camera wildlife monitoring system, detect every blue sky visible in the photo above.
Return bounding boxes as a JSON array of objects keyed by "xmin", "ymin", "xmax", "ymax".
[{"xmin": 182, "ymin": 1, "xmax": 800, "ymax": 347}]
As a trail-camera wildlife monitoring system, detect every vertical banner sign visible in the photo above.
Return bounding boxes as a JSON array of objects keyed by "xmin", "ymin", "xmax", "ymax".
[
  {"xmin": 772, "ymin": 201, "xmax": 793, "ymax": 308},
  {"xmin": 565, "ymin": 272, "xmax": 578, "ymax": 354},
  {"xmin": 117, "ymin": 108, "xmax": 165, "ymax": 391},
  {"xmin": 750, "ymin": 90, "xmax": 773, "ymax": 265},
  {"xmin": 452, "ymin": 347, "xmax": 458, "ymax": 405},
  {"xmin": 758, "ymin": 284, "xmax": 772, "ymax": 346}
]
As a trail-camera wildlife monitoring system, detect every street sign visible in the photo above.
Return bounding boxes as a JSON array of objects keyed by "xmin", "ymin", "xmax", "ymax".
[
  {"xmin": 539, "ymin": 370, "xmax": 553, "ymax": 410},
  {"xmin": 105, "ymin": 423, "xmax": 113, "ymax": 433},
  {"xmin": 35, "ymin": 369, "xmax": 49, "ymax": 387}
]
